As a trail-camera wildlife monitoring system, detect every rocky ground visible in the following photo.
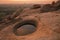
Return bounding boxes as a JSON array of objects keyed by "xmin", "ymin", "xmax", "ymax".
[{"xmin": 0, "ymin": 8, "xmax": 60, "ymax": 40}]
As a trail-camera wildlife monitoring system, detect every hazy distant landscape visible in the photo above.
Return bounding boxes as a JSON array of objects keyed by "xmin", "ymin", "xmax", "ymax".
[
  {"xmin": 0, "ymin": 0, "xmax": 60, "ymax": 18},
  {"xmin": 0, "ymin": 4, "xmax": 23, "ymax": 18},
  {"xmin": 0, "ymin": 4, "xmax": 33, "ymax": 21}
]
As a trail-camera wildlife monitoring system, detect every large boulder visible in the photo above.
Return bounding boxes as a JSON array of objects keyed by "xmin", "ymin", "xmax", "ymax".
[
  {"xmin": 40, "ymin": 4, "xmax": 53, "ymax": 13},
  {"xmin": 31, "ymin": 4, "xmax": 41, "ymax": 9}
]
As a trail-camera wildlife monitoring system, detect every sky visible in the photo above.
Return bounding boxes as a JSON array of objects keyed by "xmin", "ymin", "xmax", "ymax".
[{"xmin": 0, "ymin": 0, "xmax": 57, "ymax": 4}]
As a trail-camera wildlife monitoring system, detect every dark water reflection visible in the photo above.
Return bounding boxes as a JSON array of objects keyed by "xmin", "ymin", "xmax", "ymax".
[{"xmin": 16, "ymin": 25, "xmax": 36, "ymax": 36}]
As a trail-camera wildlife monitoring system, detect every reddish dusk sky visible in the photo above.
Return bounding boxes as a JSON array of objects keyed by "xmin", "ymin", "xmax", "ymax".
[{"xmin": 0, "ymin": 0, "xmax": 57, "ymax": 4}]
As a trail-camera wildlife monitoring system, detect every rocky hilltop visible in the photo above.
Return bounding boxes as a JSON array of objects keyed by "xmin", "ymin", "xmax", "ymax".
[{"xmin": 0, "ymin": 0, "xmax": 60, "ymax": 40}]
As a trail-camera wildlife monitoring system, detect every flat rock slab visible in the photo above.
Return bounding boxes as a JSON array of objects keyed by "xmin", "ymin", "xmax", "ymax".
[{"xmin": 0, "ymin": 9, "xmax": 60, "ymax": 40}]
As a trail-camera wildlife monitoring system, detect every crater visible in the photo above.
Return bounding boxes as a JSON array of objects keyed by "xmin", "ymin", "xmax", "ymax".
[{"xmin": 13, "ymin": 20, "xmax": 37, "ymax": 36}]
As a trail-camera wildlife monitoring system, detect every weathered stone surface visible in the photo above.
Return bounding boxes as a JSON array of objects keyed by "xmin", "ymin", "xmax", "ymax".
[{"xmin": 0, "ymin": 8, "xmax": 60, "ymax": 40}]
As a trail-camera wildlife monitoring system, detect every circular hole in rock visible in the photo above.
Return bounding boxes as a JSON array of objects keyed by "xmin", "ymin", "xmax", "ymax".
[
  {"xmin": 17, "ymin": 24, "xmax": 36, "ymax": 36},
  {"xmin": 13, "ymin": 20, "xmax": 37, "ymax": 36}
]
